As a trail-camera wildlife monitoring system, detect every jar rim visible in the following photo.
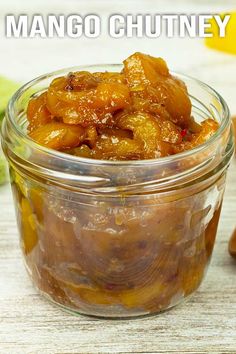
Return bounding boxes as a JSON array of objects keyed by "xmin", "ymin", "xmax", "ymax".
[{"xmin": 5, "ymin": 64, "xmax": 231, "ymax": 168}]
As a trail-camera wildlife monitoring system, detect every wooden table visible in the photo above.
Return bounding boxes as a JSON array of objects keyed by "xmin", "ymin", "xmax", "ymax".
[{"xmin": 1, "ymin": 1, "xmax": 236, "ymax": 353}]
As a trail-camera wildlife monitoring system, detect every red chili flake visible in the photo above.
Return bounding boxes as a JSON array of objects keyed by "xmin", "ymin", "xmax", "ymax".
[{"xmin": 181, "ymin": 129, "xmax": 187, "ymax": 138}]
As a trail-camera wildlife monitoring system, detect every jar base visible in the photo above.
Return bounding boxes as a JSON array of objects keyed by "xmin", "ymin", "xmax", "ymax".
[{"xmin": 35, "ymin": 286, "xmax": 194, "ymax": 320}]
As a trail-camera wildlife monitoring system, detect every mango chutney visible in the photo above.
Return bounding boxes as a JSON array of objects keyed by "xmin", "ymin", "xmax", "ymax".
[
  {"xmin": 1, "ymin": 53, "xmax": 234, "ymax": 317},
  {"xmin": 27, "ymin": 53, "xmax": 218, "ymax": 159}
]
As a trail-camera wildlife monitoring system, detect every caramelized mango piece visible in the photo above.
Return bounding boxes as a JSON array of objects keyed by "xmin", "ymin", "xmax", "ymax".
[
  {"xmin": 66, "ymin": 144, "xmax": 93, "ymax": 158},
  {"xmin": 131, "ymin": 93, "xmax": 172, "ymax": 121},
  {"xmin": 117, "ymin": 112, "xmax": 173, "ymax": 158},
  {"xmin": 27, "ymin": 92, "xmax": 52, "ymax": 131},
  {"xmin": 29, "ymin": 189, "xmax": 44, "ymax": 223},
  {"xmin": 21, "ymin": 198, "xmax": 38, "ymax": 255},
  {"xmin": 94, "ymin": 136, "xmax": 142, "ymax": 160},
  {"xmin": 160, "ymin": 77, "xmax": 192, "ymax": 125},
  {"xmin": 123, "ymin": 52, "xmax": 169, "ymax": 90},
  {"xmin": 93, "ymin": 72, "xmax": 125, "ymax": 84},
  {"xmin": 192, "ymin": 119, "xmax": 219, "ymax": 146},
  {"xmin": 91, "ymin": 82, "xmax": 130, "ymax": 110},
  {"xmin": 65, "ymin": 71, "xmax": 100, "ymax": 90},
  {"xmin": 84, "ymin": 126, "xmax": 98, "ymax": 148},
  {"xmin": 29, "ymin": 122, "xmax": 86, "ymax": 150},
  {"xmin": 46, "ymin": 81, "xmax": 101, "ymax": 126},
  {"xmin": 65, "ymin": 71, "xmax": 125, "ymax": 89},
  {"xmin": 46, "ymin": 76, "xmax": 130, "ymax": 126},
  {"xmin": 124, "ymin": 52, "xmax": 191, "ymax": 125},
  {"xmin": 158, "ymin": 120, "xmax": 182, "ymax": 144}
]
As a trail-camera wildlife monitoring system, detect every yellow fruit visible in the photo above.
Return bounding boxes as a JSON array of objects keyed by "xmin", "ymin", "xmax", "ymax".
[{"xmin": 205, "ymin": 12, "xmax": 236, "ymax": 55}]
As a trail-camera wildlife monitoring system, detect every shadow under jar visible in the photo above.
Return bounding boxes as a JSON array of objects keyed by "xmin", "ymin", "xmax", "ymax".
[{"xmin": 1, "ymin": 65, "xmax": 234, "ymax": 318}]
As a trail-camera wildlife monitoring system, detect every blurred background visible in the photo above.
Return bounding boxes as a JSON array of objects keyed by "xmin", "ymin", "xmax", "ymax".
[{"xmin": 0, "ymin": 0, "xmax": 235, "ymax": 113}]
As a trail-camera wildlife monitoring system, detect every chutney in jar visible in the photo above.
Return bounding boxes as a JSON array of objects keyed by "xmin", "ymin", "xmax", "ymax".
[
  {"xmin": 2, "ymin": 52, "xmax": 233, "ymax": 317},
  {"xmin": 27, "ymin": 52, "xmax": 218, "ymax": 159}
]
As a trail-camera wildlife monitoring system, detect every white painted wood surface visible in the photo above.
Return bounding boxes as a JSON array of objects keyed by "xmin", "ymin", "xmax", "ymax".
[{"xmin": 0, "ymin": 1, "xmax": 236, "ymax": 353}]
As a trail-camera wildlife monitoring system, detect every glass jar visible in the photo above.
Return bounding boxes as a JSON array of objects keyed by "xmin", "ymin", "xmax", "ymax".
[
  {"xmin": 0, "ymin": 119, "xmax": 8, "ymax": 185},
  {"xmin": 0, "ymin": 145, "xmax": 8, "ymax": 185},
  {"xmin": 1, "ymin": 65, "xmax": 234, "ymax": 318}
]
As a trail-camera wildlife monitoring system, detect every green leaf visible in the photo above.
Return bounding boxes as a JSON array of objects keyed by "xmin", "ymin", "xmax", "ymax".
[
  {"xmin": 0, "ymin": 76, "xmax": 20, "ymax": 116},
  {"xmin": 0, "ymin": 156, "xmax": 7, "ymax": 185},
  {"xmin": 0, "ymin": 111, "xmax": 4, "ymax": 123},
  {"xmin": 0, "ymin": 76, "xmax": 20, "ymax": 184}
]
